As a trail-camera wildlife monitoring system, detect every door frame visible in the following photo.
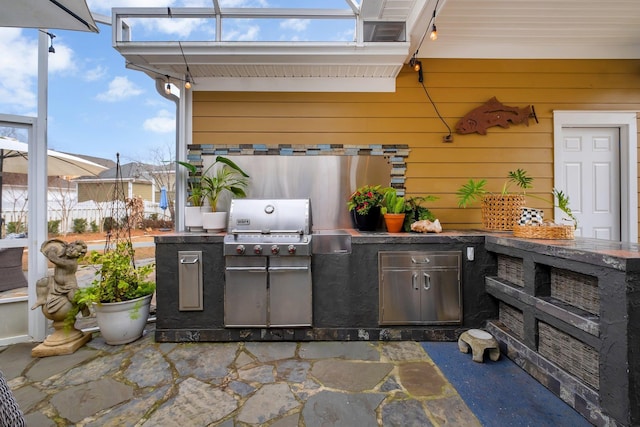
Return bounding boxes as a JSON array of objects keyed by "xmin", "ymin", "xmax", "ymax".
[{"xmin": 553, "ymin": 111, "xmax": 638, "ymax": 243}]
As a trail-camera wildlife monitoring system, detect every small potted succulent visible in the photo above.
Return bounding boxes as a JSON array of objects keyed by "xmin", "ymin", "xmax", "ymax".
[
  {"xmin": 381, "ymin": 188, "xmax": 406, "ymax": 233},
  {"xmin": 347, "ymin": 184, "xmax": 385, "ymax": 231}
]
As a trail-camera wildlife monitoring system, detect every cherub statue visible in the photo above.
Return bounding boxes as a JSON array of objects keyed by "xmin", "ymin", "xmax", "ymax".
[{"xmin": 31, "ymin": 239, "xmax": 91, "ymax": 353}]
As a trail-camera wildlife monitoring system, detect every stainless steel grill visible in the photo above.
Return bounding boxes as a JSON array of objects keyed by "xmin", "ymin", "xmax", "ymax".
[
  {"xmin": 224, "ymin": 199, "xmax": 312, "ymax": 256},
  {"xmin": 223, "ymin": 199, "xmax": 313, "ymax": 328}
]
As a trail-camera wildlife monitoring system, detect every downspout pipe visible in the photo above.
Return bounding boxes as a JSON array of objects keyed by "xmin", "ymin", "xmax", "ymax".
[{"xmin": 154, "ymin": 78, "xmax": 184, "ymax": 231}]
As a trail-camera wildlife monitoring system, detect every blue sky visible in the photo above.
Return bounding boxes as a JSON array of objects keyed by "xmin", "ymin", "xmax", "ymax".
[{"xmin": 0, "ymin": 0, "xmax": 356, "ymax": 164}]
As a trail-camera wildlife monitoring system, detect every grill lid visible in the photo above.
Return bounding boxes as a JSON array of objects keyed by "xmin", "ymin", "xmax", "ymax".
[{"xmin": 227, "ymin": 198, "xmax": 312, "ymax": 236}]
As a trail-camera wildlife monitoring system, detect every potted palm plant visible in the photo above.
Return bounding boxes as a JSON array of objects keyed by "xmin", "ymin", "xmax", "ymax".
[
  {"xmin": 177, "ymin": 161, "xmax": 206, "ymax": 231},
  {"xmin": 71, "ymin": 241, "xmax": 155, "ymax": 345},
  {"xmin": 201, "ymin": 156, "xmax": 250, "ymax": 232},
  {"xmin": 381, "ymin": 188, "xmax": 406, "ymax": 233}
]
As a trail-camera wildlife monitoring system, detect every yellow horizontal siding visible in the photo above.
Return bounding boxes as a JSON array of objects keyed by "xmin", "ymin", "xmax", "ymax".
[{"xmin": 192, "ymin": 58, "xmax": 640, "ymax": 232}]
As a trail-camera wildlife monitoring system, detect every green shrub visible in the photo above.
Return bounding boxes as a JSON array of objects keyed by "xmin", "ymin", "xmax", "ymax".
[
  {"xmin": 72, "ymin": 218, "xmax": 88, "ymax": 234},
  {"xmin": 103, "ymin": 217, "xmax": 117, "ymax": 232},
  {"xmin": 48, "ymin": 220, "xmax": 61, "ymax": 235},
  {"xmin": 90, "ymin": 221, "xmax": 99, "ymax": 233},
  {"xmin": 7, "ymin": 221, "xmax": 25, "ymax": 234}
]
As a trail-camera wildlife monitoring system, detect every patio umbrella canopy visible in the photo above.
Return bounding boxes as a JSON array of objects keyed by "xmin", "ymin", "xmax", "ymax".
[
  {"xmin": 0, "ymin": 137, "xmax": 106, "ymax": 176},
  {"xmin": 0, "ymin": 0, "xmax": 98, "ymax": 32},
  {"xmin": 0, "ymin": 136, "xmax": 106, "ymax": 220}
]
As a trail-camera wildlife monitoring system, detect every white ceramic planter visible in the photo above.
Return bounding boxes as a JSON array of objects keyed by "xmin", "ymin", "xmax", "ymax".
[
  {"xmin": 94, "ymin": 294, "xmax": 152, "ymax": 345},
  {"xmin": 202, "ymin": 211, "xmax": 228, "ymax": 232},
  {"xmin": 184, "ymin": 206, "xmax": 204, "ymax": 231}
]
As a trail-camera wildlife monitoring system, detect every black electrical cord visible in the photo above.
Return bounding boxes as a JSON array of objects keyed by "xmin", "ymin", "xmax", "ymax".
[{"xmin": 419, "ymin": 75, "xmax": 452, "ymax": 139}]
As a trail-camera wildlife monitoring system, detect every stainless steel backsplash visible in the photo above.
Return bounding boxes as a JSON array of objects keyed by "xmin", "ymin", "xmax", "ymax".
[{"xmin": 204, "ymin": 155, "xmax": 392, "ymax": 230}]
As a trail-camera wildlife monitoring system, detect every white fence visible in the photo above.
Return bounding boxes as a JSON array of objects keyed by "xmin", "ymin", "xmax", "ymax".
[{"xmin": 2, "ymin": 200, "xmax": 170, "ymax": 234}]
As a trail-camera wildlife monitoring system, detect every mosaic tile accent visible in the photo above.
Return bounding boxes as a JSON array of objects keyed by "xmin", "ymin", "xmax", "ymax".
[{"xmin": 187, "ymin": 143, "xmax": 410, "ymax": 194}]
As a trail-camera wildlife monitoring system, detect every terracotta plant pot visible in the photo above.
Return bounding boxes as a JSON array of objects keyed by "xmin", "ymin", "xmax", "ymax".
[{"xmin": 384, "ymin": 213, "xmax": 406, "ymax": 233}]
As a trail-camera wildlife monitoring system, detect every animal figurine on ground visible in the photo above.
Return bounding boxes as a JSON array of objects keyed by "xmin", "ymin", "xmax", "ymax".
[{"xmin": 456, "ymin": 97, "xmax": 538, "ymax": 135}]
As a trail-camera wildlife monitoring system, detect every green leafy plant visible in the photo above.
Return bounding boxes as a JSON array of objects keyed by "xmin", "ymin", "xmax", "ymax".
[
  {"xmin": 73, "ymin": 218, "xmax": 88, "ymax": 234},
  {"xmin": 66, "ymin": 241, "xmax": 155, "ymax": 328},
  {"xmin": 48, "ymin": 220, "xmax": 61, "ymax": 235},
  {"xmin": 552, "ymin": 189, "xmax": 578, "ymax": 228},
  {"xmin": 347, "ymin": 184, "xmax": 386, "ymax": 215},
  {"xmin": 201, "ymin": 156, "xmax": 250, "ymax": 211},
  {"xmin": 456, "ymin": 169, "xmax": 533, "ymax": 208},
  {"xmin": 456, "ymin": 169, "xmax": 577, "ymax": 228},
  {"xmin": 381, "ymin": 188, "xmax": 405, "ymax": 214},
  {"xmin": 403, "ymin": 195, "xmax": 438, "ymax": 231},
  {"xmin": 177, "ymin": 161, "xmax": 205, "ymax": 207}
]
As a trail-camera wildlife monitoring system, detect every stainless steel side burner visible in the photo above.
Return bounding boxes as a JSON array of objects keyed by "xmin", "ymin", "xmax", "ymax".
[{"xmin": 223, "ymin": 199, "xmax": 313, "ymax": 328}]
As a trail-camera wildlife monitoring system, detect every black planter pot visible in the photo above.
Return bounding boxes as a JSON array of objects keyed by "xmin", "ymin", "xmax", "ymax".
[{"xmin": 352, "ymin": 207, "xmax": 381, "ymax": 231}]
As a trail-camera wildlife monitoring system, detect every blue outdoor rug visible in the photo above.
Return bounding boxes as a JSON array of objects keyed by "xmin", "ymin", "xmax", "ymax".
[{"xmin": 421, "ymin": 342, "xmax": 593, "ymax": 427}]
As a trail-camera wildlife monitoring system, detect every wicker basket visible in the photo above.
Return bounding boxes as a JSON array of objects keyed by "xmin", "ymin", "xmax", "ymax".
[
  {"xmin": 513, "ymin": 224, "xmax": 575, "ymax": 240},
  {"xmin": 481, "ymin": 194, "xmax": 525, "ymax": 231}
]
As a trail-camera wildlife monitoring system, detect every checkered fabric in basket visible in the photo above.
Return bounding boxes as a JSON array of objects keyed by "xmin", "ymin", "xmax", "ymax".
[{"xmin": 518, "ymin": 207, "xmax": 544, "ymax": 226}]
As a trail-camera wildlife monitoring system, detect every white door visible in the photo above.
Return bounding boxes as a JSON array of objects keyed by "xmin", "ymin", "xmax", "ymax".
[{"xmin": 557, "ymin": 127, "xmax": 620, "ymax": 240}]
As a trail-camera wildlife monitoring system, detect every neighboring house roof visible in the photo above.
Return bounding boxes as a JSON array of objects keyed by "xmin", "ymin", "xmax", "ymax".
[{"xmin": 74, "ymin": 162, "xmax": 155, "ymax": 182}]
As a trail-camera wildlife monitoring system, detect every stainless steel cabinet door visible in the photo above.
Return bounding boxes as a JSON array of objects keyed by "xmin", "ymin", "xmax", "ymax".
[
  {"xmin": 380, "ymin": 269, "xmax": 422, "ymax": 324},
  {"xmin": 224, "ymin": 257, "xmax": 268, "ymax": 327},
  {"xmin": 419, "ymin": 269, "xmax": 461, "ymax": 323},
  {"xmin": 269, "ymin": 257, "xmax": 312, "ymax": 327}
]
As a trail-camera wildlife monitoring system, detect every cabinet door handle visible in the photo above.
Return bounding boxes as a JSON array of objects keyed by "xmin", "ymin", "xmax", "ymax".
[
  {"xmin": 412, "ymin": 273, "xmax": 419, "ymax": 290},
  {"xmin": 423, "ymin": 273, "xmax": 431, "ymax": 291}
]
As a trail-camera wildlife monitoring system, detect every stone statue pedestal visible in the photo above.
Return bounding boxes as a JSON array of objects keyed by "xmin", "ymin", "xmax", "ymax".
[{"xmin": 31, "ymin": 327, "xmax": 92, "ymax": 357}]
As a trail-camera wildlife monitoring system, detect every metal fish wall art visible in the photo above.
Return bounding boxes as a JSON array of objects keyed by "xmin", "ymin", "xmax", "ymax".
[{"xmin": 455, "ymin": 97, "xmax": 538, "ymax": 135}]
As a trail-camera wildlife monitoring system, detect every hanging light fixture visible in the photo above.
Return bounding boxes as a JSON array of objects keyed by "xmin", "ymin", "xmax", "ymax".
[
  {"xmin": 184, "ymin": 76, "xmax": 192, "ymax": 90},
  {"xmin": 429, "ymin": 4, "xmax": 438, "ymax": 41},
  {"xmin": 165, "ymin": 76, "xmax": 171, "ymax": 95},
  {"xmin": 39, "ymin": 30, "xmax": 56, "ymax": 53}
]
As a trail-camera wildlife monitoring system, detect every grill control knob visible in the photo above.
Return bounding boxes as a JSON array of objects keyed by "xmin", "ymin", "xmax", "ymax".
[
  {"xmin": 253, "ymin": 245, "xmax": 263, "ymax": 255},
  {"xmin": 236, "ymin": 245, "xmax": 246, "ymax": 255},
  {"xmin": 271, "ymin": 245, "xmax": 280, "ymax": 255},
  {"xmin": 287, "ymin": 244, "xmax": 296, "ymax": 254}
]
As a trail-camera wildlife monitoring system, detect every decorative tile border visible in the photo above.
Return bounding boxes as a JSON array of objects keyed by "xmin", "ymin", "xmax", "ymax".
[{"xmin": 187, "ymin": 143, "xmax": 410, "ymax": 194}]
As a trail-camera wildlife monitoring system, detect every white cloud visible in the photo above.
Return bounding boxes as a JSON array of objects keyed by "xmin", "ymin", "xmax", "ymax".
[
  {"xmin": 225, "ymin": 25, "xmax": 260, "ymax": 41},
  {"xmin": 280, "ymin": 19, "xmax": 310, "ymax": 32},
  {"xmin": 96, "ymin": 76, "xmax": 144, "ymax": 101},
  {"xmin": 143, "ymin": 109, "xmax": 175, "ymax": 133},
  {"xmin": 84, "ymin": 65, "xmax": 108, "ymax": 82},
  {"xmin": 0, "ymin": 28, "xmax": 39, "ymax": 110}
]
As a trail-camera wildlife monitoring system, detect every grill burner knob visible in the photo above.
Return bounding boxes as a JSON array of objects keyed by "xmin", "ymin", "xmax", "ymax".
[
  {"xmin": 271, "ymin": 245, "xmax": 280, "ymax": 255},
  {"xmin": 236, "ymin": 245, "xmax": 246, "ymax": 255},
  {"xmin": 287, "ymin": 244, "xmax": 296, "ymax": 254},
  {"xmin": 253, "ymin": 245, "xmax": 263, "ymax": 255}
]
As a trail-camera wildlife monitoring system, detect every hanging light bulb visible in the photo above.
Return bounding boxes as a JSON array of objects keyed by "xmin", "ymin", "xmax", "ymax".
[
  {"xmin": 430, "ymin": 24, "xmax": 438, "ymax": 41},
  {"xmin": 413, "ymin": 61, "xmax": 421, "ymax": 72},
  {"xmin": 165, "ymin": 81, "xmax": 171, "ymax": 95},
  {"xmin": 184, "ymin": 77, "xmax": 192, "ymax": 90}
]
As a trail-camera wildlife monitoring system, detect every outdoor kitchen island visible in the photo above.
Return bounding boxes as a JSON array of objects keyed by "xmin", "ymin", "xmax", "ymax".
[
  {"xmin": 154, "ymin": 229, "xmax": 494, "ymax": 342},
  {"xmin": 154, "ymin": 230, "xmax": 640, "ymax": 426}
]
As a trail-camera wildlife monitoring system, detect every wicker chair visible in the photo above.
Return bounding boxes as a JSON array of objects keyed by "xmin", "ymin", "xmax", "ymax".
[{"xmin": 0, "ymin": 247, "xmax": 27, "ymax": 292}]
